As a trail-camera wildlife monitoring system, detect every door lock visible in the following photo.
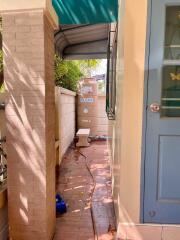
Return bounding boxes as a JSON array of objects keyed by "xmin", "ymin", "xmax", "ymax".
[{"xmin": 150, "ymin": 103, "xmax": 160, "ymax": 113}]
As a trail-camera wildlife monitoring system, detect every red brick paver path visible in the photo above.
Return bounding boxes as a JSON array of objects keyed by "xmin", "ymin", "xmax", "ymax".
[{"xmin": 54, "ymin": 141, "xmax": 116, "ymax": 240}]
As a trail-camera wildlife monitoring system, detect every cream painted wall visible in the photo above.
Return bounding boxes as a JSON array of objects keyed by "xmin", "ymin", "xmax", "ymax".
[
  {"xmin": 109, "ymin": 0, "xmax": 148, "ymax": 226},
  {"xmin": 97, "ymin": 95, "xmax": 108, "ymax": 136},
  {"xmin": 55, "ymin": 87, "xmax": 76, "ymax": 165}
]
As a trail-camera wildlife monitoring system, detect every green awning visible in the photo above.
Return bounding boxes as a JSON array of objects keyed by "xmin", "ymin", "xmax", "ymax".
[{"xmin": 52, "ymin": 0, "xmax": 118, "ymax": 24}]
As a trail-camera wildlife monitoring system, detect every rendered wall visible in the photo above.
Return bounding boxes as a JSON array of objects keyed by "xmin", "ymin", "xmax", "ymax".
[
  {"xmin": 109, "ymin": 1, "xmax": 180, "ymax": 239},
  {"xmin": 109, "ymin": 0, "xmax": 148, "ymax": 234},
  {"xmin": 55, "ymin": 87, "xmax": 76, "ymax": 164},
  {"xmin": 96, "ymin": 95, "xmax": 108, "ymax": 136}
]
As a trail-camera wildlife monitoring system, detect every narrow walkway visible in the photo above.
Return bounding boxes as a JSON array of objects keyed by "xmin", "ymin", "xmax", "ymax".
[{"xmin": 54, "ymin": 141, "xmax": 116, "ymax": 240}]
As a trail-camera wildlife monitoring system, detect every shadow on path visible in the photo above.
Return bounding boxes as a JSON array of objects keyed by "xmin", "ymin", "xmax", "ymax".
[{"xmin": 54, "ymin": 140, "xmax": 116, "ymax": 240}]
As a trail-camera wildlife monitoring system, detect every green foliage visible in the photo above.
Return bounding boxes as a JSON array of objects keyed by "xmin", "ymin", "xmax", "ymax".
[
  {"xmin": 0, "ymin": 84, "xmax": 5, "ymax": 93},
  {"xmin": 76, "ymin": 59, "xmax": 101, "ymax": 77},
  {"xmin": 79, "ymin": 59, "xmax": 100, "ymax": 68},
  {"xmin": 55, "ymin": 55, "xmax": 68, "ymax": 80},
  {"xmin": 55, "ymin": 57, "xmax": 101, "ymax": 91},
  {"xmin": 55, "ymin": 55, "xmax": 83, "ymax": 92}
]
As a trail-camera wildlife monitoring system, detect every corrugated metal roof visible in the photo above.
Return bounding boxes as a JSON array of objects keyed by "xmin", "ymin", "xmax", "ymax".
[{"xmin": 55, "ymin": 24, "xmax": 110, "ymax": 59}]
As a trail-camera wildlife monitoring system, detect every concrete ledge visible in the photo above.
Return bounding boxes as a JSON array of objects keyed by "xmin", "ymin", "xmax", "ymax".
[
  {"xmin": 117, "ymin": 223, "xmax": 180, "ymax": 240},
  {"xmin": 98, "ymin": 94, "xmax": 106, "ymax": 97}
]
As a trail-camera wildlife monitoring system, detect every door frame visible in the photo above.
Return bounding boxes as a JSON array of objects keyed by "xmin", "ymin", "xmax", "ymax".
[{"xmin": 140, "ymin": 0, "xmax": 153, "ymax": 223}]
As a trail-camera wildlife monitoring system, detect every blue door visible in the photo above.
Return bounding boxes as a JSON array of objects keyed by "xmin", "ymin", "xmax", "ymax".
[{"xmin": 144, "ymin": 0, "xmax": 180, "ymax": 223}]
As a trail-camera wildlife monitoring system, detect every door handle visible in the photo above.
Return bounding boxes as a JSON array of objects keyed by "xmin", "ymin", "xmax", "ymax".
[{"xmin": 150, "ymin": 103, "xmax": 161, "ymax": 113}]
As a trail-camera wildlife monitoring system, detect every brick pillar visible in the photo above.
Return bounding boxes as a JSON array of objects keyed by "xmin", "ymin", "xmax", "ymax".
[{"xmin": 2, "ymin": 10, "xmax": 56, "ymax": 240}]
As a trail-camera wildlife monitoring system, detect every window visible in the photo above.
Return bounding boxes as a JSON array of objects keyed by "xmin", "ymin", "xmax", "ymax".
[
  {"xmin": 106, "ymin": 25, "xmax": 118, "ymax": 120},
  {"xmin": 161, "ymin": 6, "xmax": 180, "ymax": 117}
]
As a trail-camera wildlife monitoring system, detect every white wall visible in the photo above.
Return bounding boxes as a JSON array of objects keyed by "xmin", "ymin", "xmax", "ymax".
[
  {"xmin": 96, "ymin": 95, "xmax": 108, "ymax": 136},
  {"xmin": 109, "ymin": 0, "xmax": 148, "ymax": 225},
  {"xmin": 55, "ymin": 87, "xmax": 76, "ymax": 165}
]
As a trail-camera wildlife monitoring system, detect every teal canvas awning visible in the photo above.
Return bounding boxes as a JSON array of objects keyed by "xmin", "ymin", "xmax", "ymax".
[{"xmin": 52, "ymin": 0, "xmax": 118, "ymax": 24}]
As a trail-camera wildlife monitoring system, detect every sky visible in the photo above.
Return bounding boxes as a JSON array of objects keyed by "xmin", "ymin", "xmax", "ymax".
[{"xmin": 92, "ymin": 59, "xmax": 107, "ymax": 76}]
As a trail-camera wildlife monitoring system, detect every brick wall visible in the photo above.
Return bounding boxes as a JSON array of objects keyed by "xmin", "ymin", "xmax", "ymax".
[
  {"xmin": 0, "ymin": 93, "xmax": 8, "ymax": 240},
  {"xmin": 0, "ymin": 93, "xmax": 6, "ymax": 140},
  {"xmin": 2, "ymin": 10, "xmax": 55, "ymax": 239},
  {"xmin": 44, "ymin": 13, "xmax": 56, "ymax": 240}
]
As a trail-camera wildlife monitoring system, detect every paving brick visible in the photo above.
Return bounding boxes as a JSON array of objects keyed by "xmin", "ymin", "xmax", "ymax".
[{"xmin": 54, "ymin": 141, "xmax": 116, "ymax": 240}]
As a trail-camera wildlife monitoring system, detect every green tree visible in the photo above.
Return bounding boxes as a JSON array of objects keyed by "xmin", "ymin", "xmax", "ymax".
[
  {"xmin": 54, "ymin": 57, "xmax": 101, "ymax": 91},
  {"xmin": 55, "ymin": 55, "xmax": 83, "ymax": 92},
  {"xmin": 76, "ymin": 59, "xmax": 101, "ymax": 77}
]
